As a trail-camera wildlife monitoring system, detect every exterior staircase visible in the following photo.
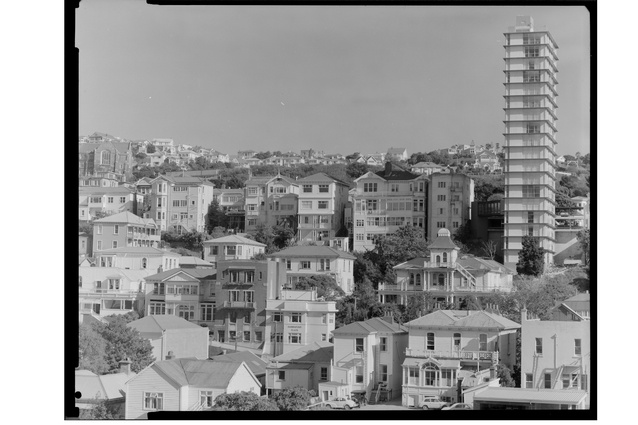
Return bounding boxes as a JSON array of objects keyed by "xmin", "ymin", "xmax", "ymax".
[{"xmin": 455, "ymin": 263, "xmax": 477, "ymax": 287}]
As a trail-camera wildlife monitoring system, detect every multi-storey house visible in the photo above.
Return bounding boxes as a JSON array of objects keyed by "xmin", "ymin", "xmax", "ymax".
[
  {"xmin": 79, "ymin": 171, "xmax": 120, "ymax": 188},
  {"xmin": 95, "ymin": 247, "xmax": 180, "ymax": 271},
  {"xmin": 265, "ymin": 341, "xmax": 333, "ymax": 396},
  {"xmin": 202, "ymin": 235, "xmax": 266, "ymax": 269},
  {"xmin": 296, "ymin": 173, "xmax": 349, "ymax": 245},
  {"xmin": 351, "ymin": 162, "xmax": 428, "ymax": 252},
  {"xmin": 379, "ymin": 228, "xmax": 514, "ymax": 307},
  {"xmin": 128, "ymin": 315, "xmax": 209, "ymax": 361},
  {"xmin": 214, "ymin": 188, "xmax": 246, "ymax": 232},
  {"xmin": 268, "ymin": 245, "xmax": 355, "ymax": 295},
  {"xmin": 401, "ymin": 309, "xmax": 520, "ymax": 407},
  {"xmin": 244, "ymin": 174, "xmax": 300, "ymax": 233},
  {"xmin": 428, "ymin": 172, "xmax": 474, "ymax": 238},
  {"xmin": 92, "ymin": 211, "xmax": 160, "ymax": 254},
  {"xmin": 319, "ymin": 317, "xmax": 408, "ymax": 404},
  {"xmin": 263, "ymin": 278, "xmax": 337, "ymax": 358},
  {"xmin": 148, "ymin": 175, "xmax": 215, "ymax": 232},
  {"xmin": 79, "ymin": 267, "xmax": 151, "ymax": 320},
  {"xmin": 520, "ymin": 300, "xmax": 590, "ymax": 407},
  {"xmin": 79, "ymin": 187, "xmax": 142, "ymax": 221}
]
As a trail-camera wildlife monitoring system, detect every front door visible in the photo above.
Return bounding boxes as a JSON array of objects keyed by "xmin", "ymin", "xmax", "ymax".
[{"xmin": 322, "ymin": 391, "xmax": 329, "ymax": 401}]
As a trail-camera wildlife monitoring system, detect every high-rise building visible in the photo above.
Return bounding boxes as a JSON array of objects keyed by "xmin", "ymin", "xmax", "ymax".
[{"xmin": 503, "ymin": 16, "xmax": 559, "ymax": 269}]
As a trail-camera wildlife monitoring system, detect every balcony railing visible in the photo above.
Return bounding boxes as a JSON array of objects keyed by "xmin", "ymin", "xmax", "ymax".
[
  {"xmin": 221, "ymin": 301, "xmax": 255, "ymax": 309},
  {"xmin": 405, "ymin": 348, "xmax": 498, "ymax": 363},
  {"xmin": 82, "ymin": 289, "xmax": 138, "ymax": 297}
]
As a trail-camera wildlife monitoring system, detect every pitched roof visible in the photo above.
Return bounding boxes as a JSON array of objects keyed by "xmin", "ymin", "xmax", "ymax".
[
  {"xmin": 406, "ymin": 310, "xmax": 521, "ymax": 330},
  {"xmin": 177, "ymin": 256, "xmax": 215, "ymax": 268},
  {"xmin": 473, "ymin": 387, "xmax": 587, "ymax": 405},
  {"xmin": 97, "ymin": 247, "xmax": 176, "ymax": 256},
  {"xmin": 269, "ymin": 245, "xmax": 356, "ymax": 260},
  {"xmin": 128, "ymin": 315, "xmax": 206, "ymax": 334},
  {"xmin": 143, "ymin": 267, "xmax": 216, "ymax": 281},
  {"xmin": 93, "ymin": 211, "xmax": 157, "ymax": 226},
  {"xmin": 427, "ymin": 228, "xmax": 459, "ymax": 250},
  {"xmin": 152, "ymin": 359, "xmax": 245, "ymax": 388},
  {"xmin": 79, "ymin": 186, "xmax": 134, "ymax": 195},
  {"xmin": 271, "ymin": 342, "xmax": 334, "ymax": 363},
  {"xmin": 202, "ymin": 235, "xmax": 266, "ymax": 247},
  {"xmin": 457, "ymin": 256, "xmax": 516, "ymax": 274},
  {"xmin": 75, "ymin": 370, "xmax": 134, "ymax": 401},
  {"xmin": 297, "ymin": 172, "xmax": 349, "ymax": 186},
  {"xmin": 374, "ymin": 163, "xmax": 419, "ymax": 181},
  {"xmin": 332, "ymin": 317, "xmax": 408, "ymax": 336},
  {"xmin": 78, "ymin": 267, "xmax": 155, "ymax": 283},
  {"xmin": 211, "ymin": 351, "xmax": 267, "ymax": 376}
]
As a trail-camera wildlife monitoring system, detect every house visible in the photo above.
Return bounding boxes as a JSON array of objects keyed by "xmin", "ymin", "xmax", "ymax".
[
  {"xmin": 79, "ymin": 267, "xmax": 152, "ymax": 320},
  {"xmin": 202, "ymin": 235, "xmax": 266, "ymax": 268},
  {"xmin": 266, "ymin": 341, "xmax": 333, "ymax": 396},
  {"xmin": 268, "ymin": 245, "xmax": 355, "ymax": 295},
  {"xmin": 79, "ymin": 172, "xmax": 120, "ymax": 188},
  {"xmin": 296, "ymin": 173, "xmax": 350, "ymax": 245},
  {"xmin": 401, "ymin": 309, "xmax": 520, "ymax": 407},
  {"xmin": 243, "ymin": 174, "xmax": 300, "ymax": 233},
  {"xmin": 321, "ymin": 317, "xmax": 408, "ymax": 404},
  {"xmin": 410, "ymin": 162, "xmax": 445, "ymax": 176},
  {"xmin": 127, "ymin": 315, "xmax": 210, "ymax": 361},
  {"xmin": 79, "ymin": 187, "xmax": 143, "ymax": 222},
  {"xmin": 520, "ymin": 304, "xmax": 590, "ymax": 407},
  {"xmin": 75, "ymin": 360, "xmax": 135, "ymax": 418},
  {"xmin": 79, "ymin": 232, "xmax": 92, "ymax": 258},
  {"xmin": 380, "ymin": 228, "xmax": 514, "ymax": 307},
  {"xmin": 94, "ymin": 246, "xmax": 180, "ymax": 271},
  {"xmin": 211, "ymin": 351, "xmax": 268, "ymax": 394},
  {"xmin": 125, "ymin": 357, "xmax": 261, "ymax": 418},
  {"xmin": 428, "ymin": 173, "xmax": 474, "ymax": 238},
  {"xmin": 178, "ymin": 256, "xmax": 215, "ymax": 269},
  {"xmin": 386, "ymin": 147, "xmax": 408, "ymax": 162},
  {"xmin": 92, "ymin": 211, "xmax": 161, "ymax": 254},
  {"xmin": 147, "ymin": 151, "xmax": 167, "ymax": 167},
  {"xmin": 351, "ymin": 162, "xmax": 428, "ymax": 252}
]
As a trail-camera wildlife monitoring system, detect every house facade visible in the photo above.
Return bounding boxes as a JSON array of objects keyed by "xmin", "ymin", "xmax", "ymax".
[
  {"xmin": 296, "ymin": 173, "xmax": 349, "ymax": 245},
  {"xmin": 401, "ymin": 310, "xmax": 520, "ymax": 407},
  {"xmin": 351, "ymin": 162, "xmax": 428, "ymax": 252},
  {"xmin": 92, "ymin": 211, "xmax": 160, "ymax": 254},
  {"xmin": 202, "ymin": 235, "xmax": 266, "ymax": 269},
  {"xmin": 79, "ymin": 187, "xmax": 142, "ymax": 222},
  {"xmin": 265, "ymin": 342, "xmax": 333, "ymax": 396},
  {"xmin": 244, "ymin": 174, "xmax": 300, "ymax": 233},
  {"xmin": 427, "ymin": 172, "xmax": 474, "ymax": 238},
  {"xmin": 94, "ymin": 247, "xmax": 180, "ymax": 271}
]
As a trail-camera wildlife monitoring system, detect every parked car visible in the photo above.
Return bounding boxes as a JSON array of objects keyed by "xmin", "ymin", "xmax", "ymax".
[
  {"xmin": 324, "ymin": 397, "xmax": 359, "ymax": 410},
  {"xmin": 442, "ymin": 403, "xmax": 473, "ymax": 410},
  {"xmin": 419, "ymin": 396, "xmax": 448, "ymax": 410}
]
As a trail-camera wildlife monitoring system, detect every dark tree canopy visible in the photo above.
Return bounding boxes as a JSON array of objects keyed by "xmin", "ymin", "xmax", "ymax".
[
  {"xmin": 213, "ymin": 391, "xmax": 278, "ymax": 411},
  {"xmin": 295, "ymin": 275, "xmax": 345, "ymax": 300},
  {"xmin": 273, "ymin": 386, "xmax": 312, "ymax": 411},
  {"xmin": 516, "ymin": 236, "xmax": 545, "ymax": 277}
]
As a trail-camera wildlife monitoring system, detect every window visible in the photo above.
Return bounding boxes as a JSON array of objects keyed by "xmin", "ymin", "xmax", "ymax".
[
  {"xmin": 436, "ymin": 221, "xmax": 446, "ymax": 228},
  {"xmin": 112, "ymin": 241, "xmax": 118, "ymax": 249},
  {"xmin": 525, "ymin": 374, "xmax": 533, "ymax": 389},
  {"xmin": 437, "ymin": 195, "xmax": 446, "ymax": 201},
  {"xmin": 318, "ymin": 201, "xmax": 328, "ymax": 209},
  {"xmin": 200, "ymin": 391, "xmax": 213, "ymax": 408},
  {"xmin": 443, "ymin": 252, "xmax": 448, "ymax": 262},
  {"xmin": 322, "ymin": 314, "xmax": 327, "ymax": 324},
  {"xmin": 285, "ymin": 259, "xmax": 291, "ymax": 270},
  {"xmin": 380, "ymin": 337, "xmax": 387, "ymax": 352},
  {"xmin": 581, "ymin": 375, "xmax": 587, "ymax": 391},
  {"xmin": 301, "ymin": 201, "xmax": 312, "ymax": 210},
  {"xmin": 452, "ymin": 221, "xmax": 459, "ymax": 228},
  {"xmin": 300, "ymin": 261, "xmax": 311, "ymax": 269},
  {"xmin": 574, "ymin": 339, "xmax": 582, "ymax": 356},
  {"xmin": 523, "ymin": 70, "xmax": 541, "ymax": 83},
  {"xmin": 142, "ymin": 258, "xmax": 147, "ymax": 269},
  {"xmin": 244, "ymin": 291, "xmax": 254, "ymax": 303},
  {"xmin": 321, "ymin": 333, "xmax": 327, "ymax": 341},
  {"xmin": 524, "ymin": 46, "xmax": 539, "ymax": 57},
  {"xmin": 535, "ymin": 338, "xmax": 543, "ymax": 355},
  {"xmin": 409, "ymin": 273, "xmax": 415, "ymax": 285},
  {"xmin": 424, "ymin": 365, "xmax": 437, "ymax": 386},
  {"xmin": 544, "ymin": 373, "xmax": 552, "ymax": 389},
  {"xmin": 97, "ymin": 225, "xmax": 103, "ymax": 235},
  {"xmin": 278, "ymin": 371, "xmax": 286, "ymax": 381},
  {"xmin": 562, "ymin": 373, "xmax": 578, "ymax": 389},
  {"xmin": 255, "ymin": 331, "xmax": 262, "ymax": 342},
  {"xmin": 303, "ymin": 184, "xmax": 313, "ymax": 193},
  {"xmin": 321, "ymin": 367, "xmax": 328, "ymax": 381},
  {"xmin": 288, "ymin": 333, "xmax": 301, "ymax": 344},
  {"xmin": 355, "ymin": 338, "xmax": 364, "ymax": 352},
  {"xmin": 200, "ymin": 304, "xmax": 213, "ymax": 321},
  {"xmin": 319, "ymin": 184, "xmax": 329, "ymax": 193},
  {"xmin": 438, "ymin": 181, "xmax": 446, "ymax": 188},
  {"xmin": 408, "ymin": 367, "xmax": 419, "ymax": 385},
  {"xmin": 273, "ymin": 312, "xmax": 282, "ymax": 322},
  {"xmin": 453, "ymin": 333, "xmax": 461, "ymax": 350},
  {"xmin": 209, "ymin": 246, "xmax": 218, "ymax": 255},
  {"xmin": 144, "ymin": 392, "xmax": 163, "ymax": 410},
  {"xmin": 243, "ymin": 331, "xmax": 251, "ymax": 341},
  {"xmin": 291, "ymin": 313, "xmax": 302, "ymax": 323},
  {"xmin": 439, "ymin": 208, "xmax": 444, "ymax": 215},
  {"xmin": 363, "ymin": 182, "xmax": 377, "ymax": 192},
  {"xmin": 526, "ymin": 123, "xmax": 540, "ymax": 134},
  {"xmin": 355, "ymin": 366, "xmax": 364, "ymax": 383},
  {"xmin": 523, "ymin": 185, "xmax": 541, "ymax": 198},
  {"xmin": 426, "ymin": 333, "xmax": 435, "ymax": 350},
  {"xmin": 479, "ymin": 334, "xmax": 488, "ymax": 351},
  {"xmin": 380, "ymin": 364, "xmax": 388, "ymax": 382},
  {"xmin": 528, "ymin": 211, "xmax": 534, "ymax": 223},
  {"xmin": 390, "ymin": 183, "xmax": 400, "ymax": 192}
]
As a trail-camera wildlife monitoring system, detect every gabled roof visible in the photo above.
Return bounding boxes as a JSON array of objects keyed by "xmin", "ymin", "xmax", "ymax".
[
  {"xmin": 268, "ymin": 245, "xmax": 355, "ymax": 260},
  {"xmin": 93, "ymin": 211, "xmax": 157, "ymax": 226},
  {"xmin": 406, "ymin": 310, "xmax": 521, "ymax": 330},
  {"xmin": 202, "ymin": 235, "xmax": 266, "ymax": 247},
  {"xmin": 143, "ymin": 267, "xmax": 216, "ymax": 281},
  {"xmin": 79, "ymin": 267, "xmax": 155, "ymax": 283},
  {"xmin": 271, "ymin": 342, "xmax": 334, "ymax": 363},
  {"xmin": 75, "ymin": 370, "xmax": 135, "ymax": 401},
  {"xmin": 332, "ymin": 317, "xmax": 408, "ymax": 336},
  {"xmin": 97, "ymin": 247, "xmax": 176, "ymax": 256},
  {"xmin": 457, "ymin": 256, "xmax": 516, "ymax": 274},
  {"xmin": 245, "ymin": 176, "xmax": 273, "ymax": 185},
  {"xmin": 177, "ymin": 256, "xmax": 215, "ymax": 268},
  {"xmin": 375, "ymin": 163, "xmax": 419, "ymax": 181},
  {"xmin": 211, "ymin": 351, "xmax": 267, "ymax": 377},
  {"xmin": 267, "ymin": 174, "xmax": 298, "ymax": 186},
  {"xmin": 297, "ymin": 172, "xmax": 349, "ymax": 186},
  {"xmin": 128, "ymin": 315, "xmax": 206, "ymax": 334},
  {"xmin": 79, "ymin": 186, "xmax": 134, "ymax": 195},
  {"xmin": 152, "ymin": 359, "xmax": 246, "ymax": 388}
]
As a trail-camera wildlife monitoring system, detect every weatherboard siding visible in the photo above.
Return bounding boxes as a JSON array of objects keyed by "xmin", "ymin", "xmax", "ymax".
[{"xmin": 125, "ymin": 365, "xmax": 181, "ymax": 419}]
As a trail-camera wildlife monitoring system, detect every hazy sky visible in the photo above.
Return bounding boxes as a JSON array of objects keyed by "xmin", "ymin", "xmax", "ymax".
[{"xmin": 77, "ymin": 2, "xmax": 590, "ymax": 156}]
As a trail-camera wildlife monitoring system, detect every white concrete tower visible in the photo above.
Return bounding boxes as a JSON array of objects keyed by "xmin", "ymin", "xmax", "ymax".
[{"xmin": 503, "ymin": 16, "xmax": 559, "ymax": 269}]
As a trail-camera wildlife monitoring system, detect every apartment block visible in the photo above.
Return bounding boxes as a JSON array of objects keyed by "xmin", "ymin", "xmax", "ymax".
[
  {"xmin": 244, "ymin": 174, "xmax": 300, "ymax": 233},
  {"xmin": 503, "ymin": 16, "xmax": 559, "ymax": 268},
  {"xmin": 92, "ymin": 211, "xmax": 160, "ymax": 254},
  {"xmin": 297, "ymin": 173, "xmax": 349, "ymax": 245},
  {"xmin": 352, "ymin": 162, "xmax": 428, "ymax": 252},
  {"xmin": 428, "ymin": 173, "xmax": 474, "ymax": 239},
  {"xmin": 148, "ymin": 175, "xmax": 215, "ymax": 232}
]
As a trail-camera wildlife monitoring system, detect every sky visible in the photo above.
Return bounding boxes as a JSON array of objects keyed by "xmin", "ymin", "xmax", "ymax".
[{"xmin": 76, "ymin": 2, "xmax": 590, "ymax": 156}]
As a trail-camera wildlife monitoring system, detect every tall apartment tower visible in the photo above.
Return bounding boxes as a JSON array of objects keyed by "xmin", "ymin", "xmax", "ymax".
[{"xmin": 503, "ymin": 16, "xmax": 558, "ymax": 269}]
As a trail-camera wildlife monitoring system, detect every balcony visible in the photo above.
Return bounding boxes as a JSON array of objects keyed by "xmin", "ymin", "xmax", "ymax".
[
  {"xmin": 220, "ymin": 301, "xmax": 255, "ymax": 309},
  {"xmin": 405, "ymin": 348, "xmax": 498, "ymax": 363},
  {"xmin": 80, "ymin": 289, "xmax": 139, "ymax": 298},
  {"xmin": 378, "ymin": 283, "xmax": 401, "ymax": 291}
]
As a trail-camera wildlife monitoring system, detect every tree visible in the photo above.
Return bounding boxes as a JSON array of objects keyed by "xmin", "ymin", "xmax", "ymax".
[
  {"xmin": 253, "ymin": 224, "xmax": 295, "ymax": 254},
  {"xmin": 206, "ymin": 199, "xmax": 228, "ymax": 233},
  {"xmin": 516, "ymin": 236, "xmax": 545, "ymax": 277},
  {"xmin": 146, "ymin": 144, "xmax": 156, "ymax": 154},
  {"xmin": 481, "ymin": 240, "xmax": 498, "ymax": 260},
  {"xmin": 345, "ymin": 162, "xmax": 369, "ymax": 179},
  {"xmin": 367, "ymin": 225, "xmax": 430, "ymax": 280},
  {"xmin": 295, "ymin": 275, "xmax": 345, "ymax": 300},
  {"xmin": 78, "ymin": 323, "xmax": 110, "ymax": 375},
  {"xmin": 78, "ymin": 400, "xmax": 117, "ymax": 419},
  {"xmin": 93, "ymin": 315, "xmax": 155, "ymax": 373},
  {"xmin": 577, "ymin": 229, "xmax": 590, "ymax": 265},
  {"xmin": 353, "ymin": 252, "xmax": 383, "ymax": 285},
  {"xmin": 213, "ymin": 391, "xmax": 278, "ymax": 411},
  {"xmin": 496, "ymin": 363, "xmax": 516, "ymax": 387},
  {"xmin": 273, "ymin": 386, "xmax": 311, "ymax": 411}
]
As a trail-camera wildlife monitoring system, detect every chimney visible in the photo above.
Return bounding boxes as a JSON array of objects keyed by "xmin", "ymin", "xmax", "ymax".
[
  {"xmin": 222, "ymin": 349, "xmax": 227, "ymax": 355},
  {"xmin": 521, "ymin": 307, "xmax": 527, "ymax": 323},
  {"xmin": 384, "ymin": 162, "xmax": 392, "ymax": 177},
  {"xmin": 119, "ymin": 358, "xmax": 132, "ymax": 375},
  {"xmin": 166, "ymin": 350, "xmax": 175, "ymax": 360}
]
